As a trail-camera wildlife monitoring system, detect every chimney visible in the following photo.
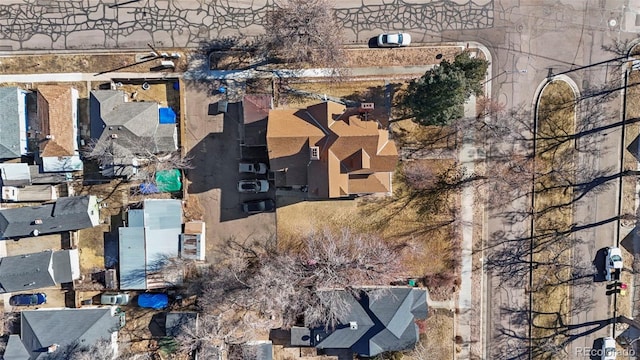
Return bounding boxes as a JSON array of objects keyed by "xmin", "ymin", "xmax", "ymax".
[
  {"xmin": 350, "ymin": 321, "xmax": 358, "ymax": 330},
  {"xmin": 45, "ymin": 134, "xmax": 54, "ymax": 140},
  {"xmin": 310, "ymin": 146, "xmax": 320, "ymax": 161},
  {"xmin": 47, "ymin": 344, "xmax": 59, "ymax": 353},
  {"xmin": 34, "ymin": 219, "xmax": 43, "ymax": 225}
]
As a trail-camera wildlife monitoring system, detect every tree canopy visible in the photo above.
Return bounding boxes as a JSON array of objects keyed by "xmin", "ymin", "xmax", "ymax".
[
  {"xmin": 263, "ymin": 0, "xmax": 344, "ymax": 67},
  {"xmin": 396, "ymin": 52, "xmax": 490, "ymax": 126}
]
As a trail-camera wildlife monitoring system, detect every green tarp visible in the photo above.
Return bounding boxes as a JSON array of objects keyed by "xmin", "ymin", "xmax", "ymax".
[{"xmin": 155, "ymin": 169, "xmax": 182, "ymax": 192}]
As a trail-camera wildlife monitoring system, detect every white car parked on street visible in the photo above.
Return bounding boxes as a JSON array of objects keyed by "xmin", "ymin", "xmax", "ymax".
[{"xmin": 605, "ymin": 247, "xmax": 623, "ymax": 281}]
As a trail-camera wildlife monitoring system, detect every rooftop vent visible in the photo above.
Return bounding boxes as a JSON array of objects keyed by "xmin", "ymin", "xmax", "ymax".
[
  {"xmin": 111, "ymin": 134, "xmax": 118, "ymax": 139},
  {"xmin": 45, "ymin": 134, "xmax": 54, "ymax": 140},
  {"xmin": 310, "ymin": 146, "xmax": 320, "ymax": 161},
  {"xmin": 34, "ymin": 219, "xmax": 43, "ymax": 225}
]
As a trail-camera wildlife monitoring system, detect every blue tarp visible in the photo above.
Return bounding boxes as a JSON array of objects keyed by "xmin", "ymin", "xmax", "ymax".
[
  {"xmin": 138, "ymin": 293, "xmax": 169, "ymax": 309},
  {"xmin": 159, "ymin": 107, "xmax": 177, "ymax": 124},
  {"xmin": 139, "ymin": 183, "xmax": 159, "ymax": 194}
]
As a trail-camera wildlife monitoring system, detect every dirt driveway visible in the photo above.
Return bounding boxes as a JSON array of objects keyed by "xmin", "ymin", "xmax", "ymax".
[{"xmin": 183, "ymin": 82, "xmax": 276, "ymax": 262}]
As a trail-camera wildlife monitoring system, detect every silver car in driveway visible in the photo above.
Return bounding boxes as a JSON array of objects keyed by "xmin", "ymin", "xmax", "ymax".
[
  {"xmin": 100, "ymin": 292, "xmax": 130, "ymax": 305},
  {"xmin": 238, "ymin": 179, "xmax": 269, "ymax": 193}
]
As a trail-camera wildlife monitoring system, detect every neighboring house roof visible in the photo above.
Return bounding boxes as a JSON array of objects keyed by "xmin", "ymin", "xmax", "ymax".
[
  {"xmin": 89, "ymin": 90, "xmax": 177, "ymax": 167},
  {"xmin": 0, "ymin": 249, "xmax": 80, "ymax": 293},
  {"xmin": 119, "ymin": 199, "xmax": 183, "ymax": 290},
  {"xmin": 165, "ymin": 312, "xmax": 198, "ymax": 337},
  {"xmin": 180, "ymin": 221, "xmax": 206, "ymax": 261},
  {"xmin": 266, "ymin": 101, "xmax": 398, "ymax": 198},
  {"xmin": 4, "ymin": 308, "xmax": 120, "ymax": 360},
  {"xmin": 0, "ymin": 163, "xmax": 31, "ymax": 186},
  {"xmin": 37, "ymin": 85, "xmax": 77, "ymax": 157},
  {"xmin": 0, "ymin": 195, "xmax": 100, "ymax": 239},
  {"xmin": 309, "ymin": 288, "xmax": 428, "ymax": 357},
  {"xmin": 0, "ymin": 87, "xmax": 28, "ymax": 159}
]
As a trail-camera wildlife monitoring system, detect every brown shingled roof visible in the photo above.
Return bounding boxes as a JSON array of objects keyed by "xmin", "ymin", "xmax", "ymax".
[
  {"xmin": 37, "ymin": 85, "xmax": 77, "ymax": 157},
  {"xmin": 267, "ymin": 101, "xmax": 398, "ymax": 198}
]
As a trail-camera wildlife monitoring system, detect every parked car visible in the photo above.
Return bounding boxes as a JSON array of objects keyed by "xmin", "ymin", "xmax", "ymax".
[
  {"xmin": 377, "ymin": 32, "xmax": 411, "ymax": 47},
  {"xmin": 242, "ymin": 199, "xmax": 276, "ymax": 214},
  {"xmin": 238, "ymin": 179, "xmax": 269, "ymax": 193},
  {"xmin": 601, "ymin": 337, "xmax": 616, "ymax": 360},
  {"xmin": 137, "ymin": 293, "xmax": 169, "ymax": 309},
  {"xmin": 100, "ymin": 292, "xmax": 130, "ymax": 305},
  {"xmin": 10, "ymin": 293, "xmax": 46, "ymax": 306},
  {"xmin": 238, "ymin": 162, "xmax": 268, "ymax": 174},
  {"xmin": 605, "ymin": 247, "xmax": 623, "ymax": 281}
]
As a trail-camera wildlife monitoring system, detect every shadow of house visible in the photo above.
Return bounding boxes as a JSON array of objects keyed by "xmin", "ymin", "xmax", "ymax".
[
  {"xmin": 290, "ymin": 288, "xmax": 427, "ymax": 358},
  {"xmin": 627, "ymin": 134, "xmax": 640, "ymax": 162},
  {"xmin": 4, "ymin": 308, "xmax": 121, "ymax": 360},
  {"xmin": 267, "ymin": 102, "xmax": 398, "ymax": 199}
]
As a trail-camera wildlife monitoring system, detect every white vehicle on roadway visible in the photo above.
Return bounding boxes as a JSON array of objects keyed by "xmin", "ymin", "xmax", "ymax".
[
  {"xmin": 605, "ymin": 247, "xmax": 623, "ymax": 281},
  {"xmin": 377, "ymin": 33, "xmax": 411, "ymax": 47},
  {"xmin": 601, "ymin": 337, "xmax": 616, "ymax": 360}
]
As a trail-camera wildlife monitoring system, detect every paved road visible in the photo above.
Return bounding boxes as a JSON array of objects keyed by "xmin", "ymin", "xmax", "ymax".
[
  {"xmin": 0, "ymin": 0, "xmax": 493, "ymax": 51},
  {"xmin": 436, "ymin": 0, "xmax": 637, "ymax": 358},
  {"xmin": 3, "ymin": 0, "xmax": 639, "ymax": 358}
]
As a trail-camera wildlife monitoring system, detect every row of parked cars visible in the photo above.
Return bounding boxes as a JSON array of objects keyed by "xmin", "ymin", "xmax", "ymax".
[
  {"xmin": 10, "ymin": 292, "xmax": 168, "ymax": 310},
  {"xmin": 238, "ymin": 162, "xmax": 275, "ymax": 214}
]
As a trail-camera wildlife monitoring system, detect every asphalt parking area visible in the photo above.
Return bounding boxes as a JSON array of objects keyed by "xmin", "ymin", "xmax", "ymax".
[{"xmin": 183, "ymin": 83, "xmax": 276, "ymax": 263}]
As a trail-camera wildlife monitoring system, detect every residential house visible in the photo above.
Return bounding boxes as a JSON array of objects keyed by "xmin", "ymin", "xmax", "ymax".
[
  {"xmin": 0, "ymin": 87, "xmax": 29, "ymax": 159},
  {"xmin": 266, "ymin": 101, "xmax": 398, "ymax": 198},
  {"xmin": 89, "ymin": 90, "xmax": 177, "ymax": 178},
  {"xmin": 119, "ymin": 199, "xmax": 183, "ymax": 290},
  {"xmin": 35, "ymin": 85, "xmax": 83, "ymax": 172},
  {"xmin": 0, "ymin": 195, "xmax": 100, "ymax": 239},
  {"xmin": 291, "ymin": 288, "xmax": 428, "ymax": 357},
  {"xmin": 242, "ymin": 94, "xmax": 272, "ymax": 147},
  {"xmin": 165, "ymin": 312, "xmax": 198, "ymax": 337},
  {"xmin": 0, "ymin": 249, "xmax": 80, "ymax": 293},
  {"xmin": 3, "ymin": 307, "xmax": 122, "ymax": 360},
  {"xmin": 179, "ymin": 220, "xmax": 206, "ymax": 261},
  {"xmin": 0, "ymin": 163, "xmax": 31, "ymax": 186}
]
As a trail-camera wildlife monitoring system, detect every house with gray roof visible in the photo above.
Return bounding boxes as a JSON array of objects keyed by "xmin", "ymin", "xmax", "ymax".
[
  {"xmin": 119, "ymin": 199, "xmax": 183, "ymax": 290},
  {"xmin": 291, "ymin": 288, "xmax": 428, "ymax": 358},
  {"xmin": 0, "ymin": 87, "xmax": 29, "ymax": 159},
  {"xmin": 0, "ymin": 163, "xmax": 31, "ymax": 187},
  {"xmin": 89, "ymin": 90, "xmax": 177, "ymax": 178},
  {"xmin": 0, "ymin": 249, "xmax": 80, "ymax": 293},
  {"xmin": 0, "ymin": 195, "xmax": 99, "ymax": 239},
  {"xmin": 3, "ymin": 308, "xmax": 121, "ymax": 360}
]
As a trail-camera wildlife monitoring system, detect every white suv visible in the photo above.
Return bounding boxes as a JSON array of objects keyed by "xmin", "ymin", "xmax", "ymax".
[{"xmin": 605, "ymin": 247, "xmax": 623, "ymax": 281}]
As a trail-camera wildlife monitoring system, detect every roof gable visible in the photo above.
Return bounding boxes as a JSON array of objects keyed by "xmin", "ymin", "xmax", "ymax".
[
  {"xmin": 0, "ymin": 87, "xmax": 26, "ymax": 159},
  {"xmin": 20, "ymin": 308, "xmax": 118, "ymax": 358},
  {"xmin": 314, "ymin": 288, "xmax": 428, "ymax": 357},
  {"xmin": 37, "ymin": 85, "xmax": 77, "ymax": 157},
  {"xmin": 266, "ymin": 101, "xmax": 398, "ymax": 198}
]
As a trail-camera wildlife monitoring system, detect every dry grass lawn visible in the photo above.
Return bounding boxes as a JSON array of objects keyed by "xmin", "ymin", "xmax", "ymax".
[
  {"xmin": 0, "ymin": 51, "xmax": 188, "ymax": 74},
  {"xmin": 532, "ymin": 80, "xmax": 576, "ymax": 354},
  {"xmin": 276, "ymin": 159, "xmax": 460, "ymax": 300}
]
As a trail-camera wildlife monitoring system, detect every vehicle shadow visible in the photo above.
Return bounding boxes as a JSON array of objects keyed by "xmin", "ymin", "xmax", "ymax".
[
  {"xmin": 592, "ymin": 248, "xmax": 607, "ymax": 282},
  {"xmin": 367, "ymin": 37, "xmax": 379, "ymax": 48}
]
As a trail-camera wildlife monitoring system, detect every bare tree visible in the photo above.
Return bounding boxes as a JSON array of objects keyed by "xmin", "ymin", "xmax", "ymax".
[
  {"xmin": 191, "ymin": 228, "xmax": 406, "ymax": 342},
  {"xmin": 82, "ymin": 137, "xmax": 193, "ymax": 183},
  {"xmin": 263, "ymin": 0, "xmax": 345, "ymax": 68}
]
